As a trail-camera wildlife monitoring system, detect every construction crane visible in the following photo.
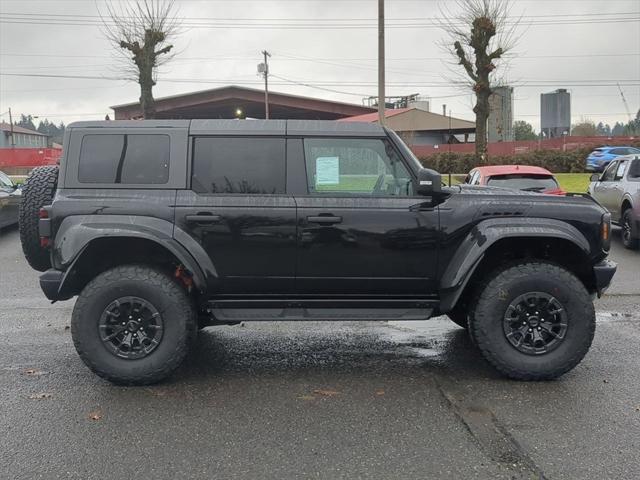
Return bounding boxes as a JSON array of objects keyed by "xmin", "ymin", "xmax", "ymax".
[{"xmin": 617, "ymin": 83, "xmax": 633, "ymax": 123}]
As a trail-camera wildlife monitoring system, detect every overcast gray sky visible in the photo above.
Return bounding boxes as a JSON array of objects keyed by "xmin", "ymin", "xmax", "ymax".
[{"xmin": 0, "ymin": 0, "xmax": 638, "ymax": 130}]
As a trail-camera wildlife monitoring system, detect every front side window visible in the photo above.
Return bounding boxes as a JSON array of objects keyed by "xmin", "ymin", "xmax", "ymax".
[
  {"xmin": 303, "ymin": 138, "xmax": 413, "ymax": 196},
  {"xmin": 78, "ymin": 134, "xmax": 170, "ymax": 184},
  {"xmin": 192, "ymin": 137, "xmax": 286, "ymax": 194},
  {"xmin": 601, "ymin": 161, "xmax": 618, "ymax": 182},
  {"xmin": 0, "ymin": 171, "xmax": 13, "ymax": 188}
]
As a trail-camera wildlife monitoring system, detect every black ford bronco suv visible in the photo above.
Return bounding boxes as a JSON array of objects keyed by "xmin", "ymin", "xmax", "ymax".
[{"xmin": 18, "ymin": 120, "xmax": 616, "ymax": 385}]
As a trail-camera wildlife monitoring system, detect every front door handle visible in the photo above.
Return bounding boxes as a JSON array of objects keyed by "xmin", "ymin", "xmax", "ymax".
[
  {"xmin": 185, "ymin": 214, "xmax": 222, "ymax": 224},
  {"xmin": 307, "ymin": 215, "xmax": 342, "ymax": 225}
]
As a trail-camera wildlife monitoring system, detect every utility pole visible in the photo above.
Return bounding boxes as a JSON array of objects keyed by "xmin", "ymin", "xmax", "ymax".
[
  {"xmin": 378, "ymin": 0, "xmax": 385, "ymax": 125},
  {"xmin": 260, "ymin": 50, "xmax": 271, "ymax": 119},
  {"xmin": 617, "ymin": 83, "xmax": 632, "ymax": 123},
  {"xmin": 8, "ymin": 107, "xmax": 15, "ymax": 147}
]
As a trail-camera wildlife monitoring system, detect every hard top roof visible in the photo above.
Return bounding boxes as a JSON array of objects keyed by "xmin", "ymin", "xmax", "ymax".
[{"xmin": 68, "ymin": 119, "xmax": 386, "ymax": 137}]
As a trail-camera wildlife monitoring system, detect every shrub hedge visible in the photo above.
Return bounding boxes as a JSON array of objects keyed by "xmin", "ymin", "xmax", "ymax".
[{"xmin": 417, "ymin": 147, "xmax": 594, "ymax": 174}]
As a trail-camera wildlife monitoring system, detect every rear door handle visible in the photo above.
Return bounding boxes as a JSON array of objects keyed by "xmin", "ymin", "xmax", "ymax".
[
  {"xmin": 307, "ymin": 215, "xmax": 342, "ymax": 225},
  {"xmin": 185, "ymin": 214, "xmax": 221, "ymax": 224}
]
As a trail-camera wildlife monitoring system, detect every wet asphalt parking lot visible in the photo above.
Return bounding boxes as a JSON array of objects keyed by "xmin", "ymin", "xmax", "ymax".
[{"xmin": 1, "ymin": 225, "xmax": 639, "ymax": 480}]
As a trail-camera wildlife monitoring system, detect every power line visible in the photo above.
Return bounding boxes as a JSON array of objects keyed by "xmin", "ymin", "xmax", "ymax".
[
  {"xmin": 1, "ymin": 13, "xmax": 638, "ymax": 29},
  {"xmin": 4, "ymin": 11, "xmax": 638, "ymax": 20},
  {"xmin": 2, "ymin": 72, "xmax": 638, "ymax": 88},
  {"xmin": 2, "ymin": 52, "xmax": 638, "ymax": 61}
]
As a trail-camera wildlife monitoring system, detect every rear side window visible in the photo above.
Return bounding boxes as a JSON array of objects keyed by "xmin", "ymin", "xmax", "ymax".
[
  {"xmin": 78, "ymin": 134, "xmax": 170, "ymax": 184},
  {"xmin": 192, "ymin": 137, "xmax": 286, "ymax": 194}
]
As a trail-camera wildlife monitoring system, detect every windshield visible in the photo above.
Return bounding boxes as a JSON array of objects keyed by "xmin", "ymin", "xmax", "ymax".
[
  {"xmin": 486, "ymin": 174, "xmax": 559, "ymax": 191},
  {"xmin": 386, "ymin": 129, "xmax": 423, "ymax": 172},
  {"xmin": 0, "ymin": 171, "xmax": 13, "ymax": 188}
]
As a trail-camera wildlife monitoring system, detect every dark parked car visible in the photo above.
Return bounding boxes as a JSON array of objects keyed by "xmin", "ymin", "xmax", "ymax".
[
  {"xmin": 586, "ymin": 146, "xmax": 640, "ymax": 172},
  {"xmin": 0, "ymin": 170, "xmax": 21, "ymax": 228},
  {"xmin": 18, "ymin": 120, "xmax": 616, "ymax": 385},
  {"xmin": 589, "ymin": 154, "xmax": 640, "ymax": 249}
]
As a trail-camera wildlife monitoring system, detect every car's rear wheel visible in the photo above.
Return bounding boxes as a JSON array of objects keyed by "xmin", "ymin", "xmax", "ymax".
[
  {"xmin": 71, "ymin": 265, "xmax": 197, "ymax": 385},
  {"xmin": 18, "ymin": 165, "xmax": 58, "ymax": 271},
  {"xmin": 621, "ymin": 209, "xmax": 639, "ymax": 250},
  {"xmin": 469, "ymin": 262, "xmax": 595, "ymax": 380}
]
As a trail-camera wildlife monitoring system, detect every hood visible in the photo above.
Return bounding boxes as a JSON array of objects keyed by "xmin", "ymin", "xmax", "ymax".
[{"xmin": 448, "ymin": 184, "xmax": 603, "ymax": 210}]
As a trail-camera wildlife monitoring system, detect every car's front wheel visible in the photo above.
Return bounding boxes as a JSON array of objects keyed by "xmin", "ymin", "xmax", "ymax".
[
  {"xmin": 71, "ymin": 265, "xmax": 197, "ymax": 385},
  {"xmin": 470, "ymin": 262, "xmax": 595, "ymax": 380},
  {"xmin": 621, "ymin": 209, "xmax": 639, "ymax": 250}
]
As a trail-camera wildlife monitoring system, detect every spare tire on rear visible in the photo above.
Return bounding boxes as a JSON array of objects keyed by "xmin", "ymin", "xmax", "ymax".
[{"xmin": 19, "ymin": 165, "xmax": 59, "ymax": 272}]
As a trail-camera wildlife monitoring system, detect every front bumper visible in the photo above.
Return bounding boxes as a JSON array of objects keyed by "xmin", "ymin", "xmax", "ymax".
[{"xmin": 593, "ymin": 259, "xmax": 617, "ymax": 297}]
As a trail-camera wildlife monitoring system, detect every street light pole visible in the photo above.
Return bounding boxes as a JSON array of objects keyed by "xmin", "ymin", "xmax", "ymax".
[
  {"xmin": 378, "ymin": 0, "xmax": 385, "ymax": 125},
  {"xmin": 8, "ymin": 107, "xmax": 15, "ymax": 147},
  {"xmin": 261, "ymin": 50, "xmax": 271, "ymax": 119}
]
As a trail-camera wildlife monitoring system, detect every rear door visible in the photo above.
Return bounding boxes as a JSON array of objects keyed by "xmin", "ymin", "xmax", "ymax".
[
  {"xmin": 174, "ymin": 134, "xmax": 297, "ymax": 295},
  {"xmin": 292, "ymin": 136, "xmax": 439, "ymax": 296},
  {"xmin": 593, "ymin": 160, "xmax": 620, "ymax": 214},
  {"xmin": 609, "ymin": 159, "xmax": 629, "ymax": 219}
]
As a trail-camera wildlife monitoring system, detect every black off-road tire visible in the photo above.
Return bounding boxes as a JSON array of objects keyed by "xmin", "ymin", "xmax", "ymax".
[
  {"xmin": 19, "ymin": 165, "xmax": 58, "ymax": 271},
  {"xmin": 71, "ymin": 265, "xmax": 197, "ymax": 385},
  {"xmin": 447, "ymin": 304, "xmax": 469, "ymax": 329},
  {"xmin": 621, "ymin": 209, "xmax": 639, "ymax": 250},
  {"xmin": 469, "ymin": 262, "xmax": 595, "ymax": 381}
]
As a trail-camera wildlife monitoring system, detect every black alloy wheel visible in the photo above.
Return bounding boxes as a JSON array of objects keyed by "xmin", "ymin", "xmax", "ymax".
[
  {"xmin": 622, "ymin": 209, "xmax": 639, "ymax": 250},
  {"xmin": 98, "ymin": 296, "xmax": 164, "ymax": 360},
  {"xmin": 502, "ymin": 292, "xmax": 568, "ymax": 355}
]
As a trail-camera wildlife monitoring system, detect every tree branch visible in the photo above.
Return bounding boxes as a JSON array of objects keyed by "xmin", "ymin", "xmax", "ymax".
[
  {"xmin": 488, "ymin": 47, "xmax": 504, "ymax": 61},
  {"xmin": 454, "ymin": 41, "xmax": 478, "ymax": 82},
  {"xmin": 155, "ymin": 45, "xmax": 173, "ymax": 56},
  {"xmin": 120, "ymin": 40, "xmax": 142, "ymax": 54}
]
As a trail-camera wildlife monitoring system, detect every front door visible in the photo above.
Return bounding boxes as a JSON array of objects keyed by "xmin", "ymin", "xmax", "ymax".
[
  {"xmin": 593, "ymin": 160, "xmax": 622, "ymax": 216},
  {"xmin": 294, "ymin": 137, "xmax": 439, "ymax": 296},
  {"xmin": 175, "ymin": 136, "xmax": 297, "ymax": 295}
]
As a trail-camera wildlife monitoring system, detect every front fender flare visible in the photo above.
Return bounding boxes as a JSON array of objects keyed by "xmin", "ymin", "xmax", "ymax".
[{"xmin": 438, "ymin": 217, "xmax": 591, "ymax": 313}]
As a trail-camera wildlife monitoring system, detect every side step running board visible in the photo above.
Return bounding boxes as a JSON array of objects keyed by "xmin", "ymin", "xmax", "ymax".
[{"xmin": 210, "ymin": 307, "xmax": 433, "ymax": 322}]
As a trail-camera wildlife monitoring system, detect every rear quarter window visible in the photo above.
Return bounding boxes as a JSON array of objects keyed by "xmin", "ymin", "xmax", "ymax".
[{"xmin": 78, "ymin": 134, "xmax": 170, "ymax": 184}]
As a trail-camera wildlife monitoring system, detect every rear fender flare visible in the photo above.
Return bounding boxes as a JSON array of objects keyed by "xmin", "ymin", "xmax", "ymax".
[{"xmin": 53, "ymin": 215, "xmax": 217, "ymax": 294}]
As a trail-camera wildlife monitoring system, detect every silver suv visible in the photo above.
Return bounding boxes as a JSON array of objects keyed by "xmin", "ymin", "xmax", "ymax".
[{"xmin": 589, "ymin": 155, "xmax": 640, "ymax": 250}]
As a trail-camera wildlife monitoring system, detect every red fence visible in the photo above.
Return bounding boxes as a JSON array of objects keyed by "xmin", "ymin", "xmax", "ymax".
[
  {"xmin": 0, "ymin": 148, "xmax": 61, "ymax": 174},
  {"xmin": 410, "ymin": 136, "xmax": 638, "ymax": 158}
]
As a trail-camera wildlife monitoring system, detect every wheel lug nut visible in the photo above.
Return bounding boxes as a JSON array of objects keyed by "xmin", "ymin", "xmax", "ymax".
[
  {"xmin": 121, "ymin": 322, "xmax": 125, "ymax": 325},
  {"xmin": 537, "ymin": 327, "xmax": 541, "ymax": 331},
  {"xmin": 139, "ymin": 327, "xmax": 143, "ymax": 330},
  {"xmin": 529, "ymin": 328, "xmax": 533, "ymax": 332}
]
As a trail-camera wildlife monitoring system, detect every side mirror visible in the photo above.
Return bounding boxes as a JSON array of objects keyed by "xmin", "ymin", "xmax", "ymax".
[
  {"xmin": 416, "ymin": 168, "xmax": 442, "ymax": 196},
  {"xmin": 590, "ymin": 173, "xmax": 601, "ymax": 183}
]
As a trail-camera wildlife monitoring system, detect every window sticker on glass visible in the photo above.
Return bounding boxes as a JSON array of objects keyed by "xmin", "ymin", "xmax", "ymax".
[{"xmin": 315, "ymin": 156, "xmax": 340, "ymax": 185}]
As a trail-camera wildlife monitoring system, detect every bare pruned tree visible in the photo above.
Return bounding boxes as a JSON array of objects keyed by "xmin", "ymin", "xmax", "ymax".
[
  {"xmin": 102, "ymin": 0, "xmax": 181, "ymax": 119},
  {"xmin": 439, "ymin": 0, "xmax": 519, "ymax": 162}
]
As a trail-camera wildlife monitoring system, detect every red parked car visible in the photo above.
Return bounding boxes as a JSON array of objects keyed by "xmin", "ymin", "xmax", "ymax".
[{"xmin": 464, "ymin": 165, "xmax": 566, "ymax": 195}]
